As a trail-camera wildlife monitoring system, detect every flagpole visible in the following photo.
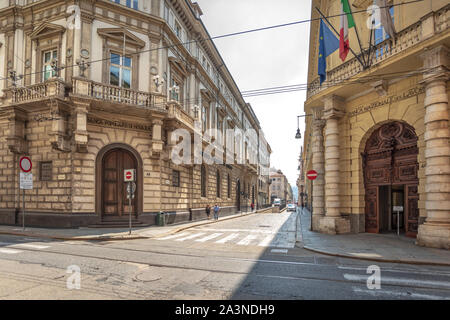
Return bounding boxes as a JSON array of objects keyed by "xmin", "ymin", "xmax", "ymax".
[
  {"xmin": 367, "ymin": 20, "xmax": 374, "ymax": 68},
  {"xmin": 347, "ymin": 2, "xmax": 367, "ymax": 68},
  {"xmin": 315, "ymin": 7, "xmax": 365, "ymax": 70}
]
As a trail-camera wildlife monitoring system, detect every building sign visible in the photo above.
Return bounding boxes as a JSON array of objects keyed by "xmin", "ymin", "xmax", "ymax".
[
  {"xmin": 87, "ymin": 116, "xmax": 152, "ymax": 131},
  {"xmin": 349, "ymin": 86, "xmax": 425, "ymax": 117}
]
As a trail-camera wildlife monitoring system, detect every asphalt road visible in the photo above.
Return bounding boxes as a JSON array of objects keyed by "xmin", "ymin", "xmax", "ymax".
[{"xmin": 0, "ymin": 210, "xmax": 449, "ymax": 300}]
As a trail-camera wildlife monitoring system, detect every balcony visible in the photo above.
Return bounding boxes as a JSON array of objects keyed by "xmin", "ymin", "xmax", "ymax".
[
  {"xmin": 166, "ymin": 100, "xmax": 195, "ymax": 130},
  {"xmin": 307, "ymin": 4, "xmax": 448, "ymax": 99},
  {"xmin": 3, "ymin": 78, "xmax": 66, "ymax": 105},
  {"xmin": 71, "ymin": 77, "xmax": 166, "ymax": 111}
]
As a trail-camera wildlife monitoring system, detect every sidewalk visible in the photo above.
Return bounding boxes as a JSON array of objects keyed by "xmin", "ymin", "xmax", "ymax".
[
  {"xmin": 0, "ymin": 210, "xmax": 256, "ymax": 241},
  {"xmin": 297, "ymin": 208, "xmax": 450, "ymax": 266}
]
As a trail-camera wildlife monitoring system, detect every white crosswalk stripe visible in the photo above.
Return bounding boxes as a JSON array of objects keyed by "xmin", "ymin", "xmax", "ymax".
[
  {"xmin": 215, "ymin": 233, "xmax": 240, "ymax": 244},
  {"xmin": 195, "ymin": 233, "xmax": 224, "ymax": 242},
  {"xmin": 258, "ymin": 235, "xmax": 274, "ymax": 247},
  {"xmin": 175, "ymin": 233, "xmax": 206, "ymax": 242},
  {"xmin": 157, "ymin": 232, "xmax": 190, "ymax": 240},
  {"xmin": 237, "ymin": 235, "xmax": 258, "ymax": 246},
  {"xmin": 154, "ymin": 230, "xmax": 295, "ymax": 248},
  {"xmin": 12, "ymin": 243, "xmax": 50, "ymax": 250},
  {"xmin": 0, "ymin": 248, "xmax": 23, "ymax": 254}
]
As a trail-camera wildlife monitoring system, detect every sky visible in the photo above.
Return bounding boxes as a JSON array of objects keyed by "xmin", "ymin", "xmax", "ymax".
[{"xmin": 196, "ymin": 0, "xmax": 312, "ymax": 188}]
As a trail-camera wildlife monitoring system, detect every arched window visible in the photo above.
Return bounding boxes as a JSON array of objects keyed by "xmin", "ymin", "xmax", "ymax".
[
  {"xmin": 216, "ymin": 169, "xmax": 221, "ymax": 198},
  {"xmin": 201, "ymin": 165, "xmax": 206, "ymax": 197},
  {"xmin": 227, "ymin": 173, "xmax": 231, "ymax": 198}
]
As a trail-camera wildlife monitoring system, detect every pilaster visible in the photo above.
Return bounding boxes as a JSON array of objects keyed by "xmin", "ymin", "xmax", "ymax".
[
  {"xmin": 311, "ymin": 107, "xmax": 325, "ymax": 231},
  {"xmin": 319, "ymin": 95, "xmax": 350, "ymax": 234},
  {"xmin": 417, "ymin": 45, "xmax": 450, "ymax": 249}
]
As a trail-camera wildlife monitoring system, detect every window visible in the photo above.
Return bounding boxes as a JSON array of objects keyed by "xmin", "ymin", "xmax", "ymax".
[
  {"xmin": 110, "ymin": 53, "xmax": 132, "ymax": 88},
  {"xmin": 43, "ymin": 49, "xmax": 57, "ymax": 81},
  {"xmin": 216, "ymin": 170, "xmax": 221, "ymax": 198},
  {"xmin": 170, "ymin": 77, "xmax": 180, "ymax": 102},
  {"xmin": 202, "ymin": 105, "xmax": 208, "ymax": 132},
  {"xmin": 175, "ymin": 22, "xmax": 182, "ymax": 39},
  {"xmin": 40, "ymin": 161, "xmax": 52, "ymax": 181},
  {"xmin": 172, "ymin": 170, "xmax": 180, "ymax": 187},
  {"xmin": 201, "ymin": 165, "xmax": 207, "ymax": 197}
]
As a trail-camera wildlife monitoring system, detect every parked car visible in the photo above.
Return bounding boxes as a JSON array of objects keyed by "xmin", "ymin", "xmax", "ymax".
[
  {"xmin": 287, "ymin": 203, "xmax": 296, "ymax": 212},
  {"xmin": 273, "ymin": 198, "xmax": 281, "ymax": 206}
]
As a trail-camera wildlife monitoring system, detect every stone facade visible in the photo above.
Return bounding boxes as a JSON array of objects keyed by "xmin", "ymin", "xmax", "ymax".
[
  {"xmin": 301, "ymin": 1, "xmax": 449, "ymax": 248},
  {"xmin": 0, "ymin": 0, "xmax": 270, "ymax": 227}
]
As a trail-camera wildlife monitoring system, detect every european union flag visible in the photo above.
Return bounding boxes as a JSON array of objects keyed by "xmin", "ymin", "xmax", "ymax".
[{"xmin": 318, "ymin": 19, "xmax": 339, "ymax": 85}]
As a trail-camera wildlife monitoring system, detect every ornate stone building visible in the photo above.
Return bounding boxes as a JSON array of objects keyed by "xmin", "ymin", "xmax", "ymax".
[
  {"xmin": 302, "ymin": 0, "xmax": 449, "ymax": 248},
  {"xmin": 0, "ymin": 0, "xmax": 270, "ymax": 227}
]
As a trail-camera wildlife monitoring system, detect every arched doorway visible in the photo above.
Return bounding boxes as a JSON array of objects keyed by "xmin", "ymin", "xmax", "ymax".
[
  {"xmin": 236, "ymin": 179, "xmax": 241, "ymax": 212},
  {"xmin": 362, "ymin": 121, "xmax": 419, "ymax": 237},
  {"xmin": 97, "ymin": 145, "xmax": 141, "ymax": 220}
]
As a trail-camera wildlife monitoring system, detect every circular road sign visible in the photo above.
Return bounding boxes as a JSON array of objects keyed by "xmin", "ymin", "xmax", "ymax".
[
  {"xmin": 306, "ymin": 170, "xmax": 318, "ymax": 181},
  {"xmin": 19, "ymin": 156, "xmax": 32, "ymax": 173},
  {"xmin": 126, "ymin": 171, "xmax": 132, "ymax": 180}
]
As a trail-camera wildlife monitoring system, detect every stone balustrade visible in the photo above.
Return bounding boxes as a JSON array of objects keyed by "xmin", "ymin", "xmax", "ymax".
[
  {"xmin": 7, "ymin": 78, "xmax": 66, "ymax": 103},
  {"xmin": 72, "ymin": 77, "xmax": 166, "ymax": 110},
  {"xmin": 307, "ymin": 5, "xmax": 448, "ymax": 99}
]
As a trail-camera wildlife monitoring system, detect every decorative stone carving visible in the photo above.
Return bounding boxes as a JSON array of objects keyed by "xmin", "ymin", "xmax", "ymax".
[
  {"xmin": 5, "ymin": 108, "xmax": 28, "ymax": 154},
  {"xmin": 48, "ymin": 101, "xmax": 71, "ymax": 152}
]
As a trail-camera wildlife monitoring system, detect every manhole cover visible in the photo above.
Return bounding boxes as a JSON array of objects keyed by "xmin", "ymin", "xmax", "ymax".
[{"xmin": 259, "ymin": 225, "xmax": 271, "ymax": 228}]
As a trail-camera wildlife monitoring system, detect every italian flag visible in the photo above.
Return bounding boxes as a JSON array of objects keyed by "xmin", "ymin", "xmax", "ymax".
[{"xmin": 339, "ymin": 0, "xmax": 355, "ymax": 61}]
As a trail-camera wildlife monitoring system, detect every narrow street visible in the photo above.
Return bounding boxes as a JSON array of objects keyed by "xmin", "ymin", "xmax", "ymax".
[{"xmin": 0, "ymin": 210, "xmax": 449, "ymax": 300}]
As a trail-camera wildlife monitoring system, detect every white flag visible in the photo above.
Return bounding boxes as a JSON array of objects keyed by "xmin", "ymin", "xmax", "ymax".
[{"xmin": 375, "ymin": 0, "xmax": 396, "ymax": 39}]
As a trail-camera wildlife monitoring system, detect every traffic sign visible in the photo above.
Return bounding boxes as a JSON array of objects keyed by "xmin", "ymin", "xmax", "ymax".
[
  {"xmin": 19, "ymin": 156, "xmax": 32, "ymax": 173},
  {"xmin": 306, "ymin": 170, "xmax": 318, "ymax": 180},
  {"xmin": 124, "ymin": 169, "xmax": 136, "ymax": 182},
  {"xmin": 20, "ymin": 172, "xmax": 33, "ymax": 190}
]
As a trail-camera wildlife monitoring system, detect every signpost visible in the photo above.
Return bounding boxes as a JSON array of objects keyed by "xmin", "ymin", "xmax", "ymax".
[
  {"xmin": 124, "ymin": 169, "xmax": 136, "ymax": 235},
  {"xmin": 19, "ymin": 157, "xmax": 33, "ymax": 231},
  {"xmin": 393, "ymin": 206, "xmax": 403, "ymax": 236},
  {"xmin": 306, "ymin": 170, "xmax": 318, "ymax": 231}
]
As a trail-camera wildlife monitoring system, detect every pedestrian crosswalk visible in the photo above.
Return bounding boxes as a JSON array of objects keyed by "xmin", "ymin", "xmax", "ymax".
[
  {"xmin": 0, "ymin": 241, "xmax": 51, "ymax": 255},
  {"xmin": 156, "ymin": 230, "xmax": 295, "ymax": 248}
]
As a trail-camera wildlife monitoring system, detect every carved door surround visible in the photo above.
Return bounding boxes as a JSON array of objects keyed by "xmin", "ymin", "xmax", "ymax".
[{"xmin": 362, "ymin": 121, "xmax": 419, "ymax": 237}]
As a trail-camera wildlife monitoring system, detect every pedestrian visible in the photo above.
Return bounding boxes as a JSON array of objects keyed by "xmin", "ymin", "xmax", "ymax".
[
  {"xmin": 251, "ymin": 202, "xmax": 255, "ymax": 212},
  {"xmin": 213, "ymin": 204, "xmax": 220, "ymax": 221},
  {"xmin": 205, "ymin": 205, "xmax": 211, "ymax": 220}
]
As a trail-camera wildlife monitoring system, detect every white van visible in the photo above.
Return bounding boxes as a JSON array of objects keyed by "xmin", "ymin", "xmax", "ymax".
[{"xmin": 273, "ymin": 198, "xmax": 281, "ymax": 206}]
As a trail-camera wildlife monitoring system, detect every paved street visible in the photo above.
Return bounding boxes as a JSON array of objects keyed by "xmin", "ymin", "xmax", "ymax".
[{"xmin": 0, "ymin": 210, "xmax": 449, "ymax": 300}]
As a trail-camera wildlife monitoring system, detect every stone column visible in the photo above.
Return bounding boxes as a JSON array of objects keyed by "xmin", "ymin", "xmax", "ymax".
[
  {"xmin": 319, "ymin": 95, "xmax": 350, "ymax": 234},
  {"xmin": 311, "ymin": 107, "xmax": 325, "ymax": 231},
  {"xmin": 417, "ymin": 45, "xmax": 450, "ymax": 249}
]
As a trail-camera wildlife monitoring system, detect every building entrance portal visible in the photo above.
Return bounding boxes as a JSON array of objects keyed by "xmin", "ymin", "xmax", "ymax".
[
  {"xmin": 363, "ymin": 122, "xmax": 419, "ymax": 238},
  {"xmin": 102, "ymin": 148, "xmax": 138, "ymax": 219}
]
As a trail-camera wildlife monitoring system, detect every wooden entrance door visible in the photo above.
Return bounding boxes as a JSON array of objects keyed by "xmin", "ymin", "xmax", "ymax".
[
  {"xmin": 363, "ymin": 122, "xmax": 419, "ymax": 237},
  {"xmin": 102, "ymin": 148, "xmax": 137, "ymax": 218}
]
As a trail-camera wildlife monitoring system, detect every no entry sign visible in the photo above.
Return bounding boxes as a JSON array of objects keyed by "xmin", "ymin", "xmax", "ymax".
[
  {"xmin": 124, "ymin": 169, "xmax": 136, "ymax": 182},
  {"xmin": 306, "ymin": 170, "xmax": 318, "ymax": 180},
  {"xmin": 19, "ymin": 156, "xmax": 32, "ymax": 173}
]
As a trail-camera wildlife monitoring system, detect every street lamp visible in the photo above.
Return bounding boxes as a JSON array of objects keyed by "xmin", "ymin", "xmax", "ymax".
[{"xmin": 295, "ymin": 114, "xmax": 312, "ymax": 140}]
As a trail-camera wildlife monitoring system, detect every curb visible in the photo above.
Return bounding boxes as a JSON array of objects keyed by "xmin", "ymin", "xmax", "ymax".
[
  {"xmin": 297, "ymin": 243, "xmax": 450, "ymax": 267},
  {"xmin": 0, "ymin": 231, "xmax": 148, "ymax": 242}
]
